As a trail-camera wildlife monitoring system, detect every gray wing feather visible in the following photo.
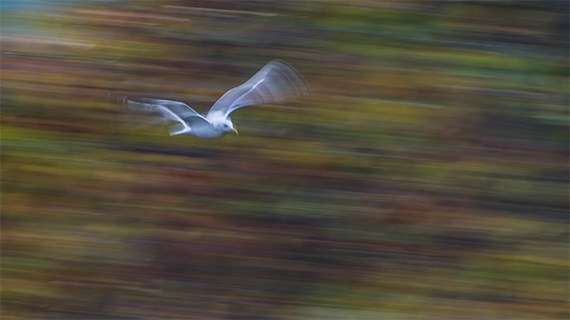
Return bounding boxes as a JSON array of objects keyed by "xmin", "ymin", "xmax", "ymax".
[
  {"xmin": 137, "ymin": 99, "xmax": 206, "ymax": 121},
  {"xmin": 125, "ymin": 98, "xmax": 211, "ymax": 134},
  {"xmin": 207, "ymin": 60, "xmax": 310, "ymax": 119}
]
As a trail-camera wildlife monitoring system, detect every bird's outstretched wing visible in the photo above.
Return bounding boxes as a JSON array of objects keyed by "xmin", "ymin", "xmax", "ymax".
[
  {"xmin": 206, "ymin": 60, "xmax": 310, "ymax": 120},
  {"xmin": 124, "ymin": 98, "xmax": 211, "ymax": 135},
  {"xmin": 134, "ymin": 99, "xmax": 206, "ymax": 122}
]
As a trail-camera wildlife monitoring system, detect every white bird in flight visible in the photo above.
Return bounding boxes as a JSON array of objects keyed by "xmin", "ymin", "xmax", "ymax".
[{"xmin": 118, "ymin": 60, "xmax": 309, "ymax": 139}]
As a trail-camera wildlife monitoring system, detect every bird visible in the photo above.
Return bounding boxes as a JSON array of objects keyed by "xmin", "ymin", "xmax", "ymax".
[{"xmin": 115, "ymin": 60, "xmax": 309, "ymax": 139}]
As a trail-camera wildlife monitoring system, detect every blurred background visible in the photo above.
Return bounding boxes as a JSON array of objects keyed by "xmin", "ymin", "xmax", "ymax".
[{"xmin": 1, "ymin": 1, "xmax": 569, "ymax": 319}]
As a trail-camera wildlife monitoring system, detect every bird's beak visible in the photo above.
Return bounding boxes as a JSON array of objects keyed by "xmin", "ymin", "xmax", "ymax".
[{"xmin": 232, "ymin": 127, "xmax": 238, "ymax": 135}]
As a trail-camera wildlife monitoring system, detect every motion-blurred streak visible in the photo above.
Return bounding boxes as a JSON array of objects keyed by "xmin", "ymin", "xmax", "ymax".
[
  {"xmin": 438, "ymin": 85, "xmax": 553, "ymax": 100},
  {"xmin": 163, "ymin": 5, "xmax": 279, "ymax": 17},
  {"xmin": 74, "ymin": 9, "xmax": 190, "ymax": 22}
]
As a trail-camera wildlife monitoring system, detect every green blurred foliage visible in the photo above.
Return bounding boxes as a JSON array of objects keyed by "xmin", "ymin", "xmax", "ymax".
[{"xmin": 1, "ymin": 1, "xmax": 569, "ymax": 319}]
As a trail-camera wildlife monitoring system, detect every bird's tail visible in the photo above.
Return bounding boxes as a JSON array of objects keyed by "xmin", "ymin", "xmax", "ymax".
[{"xmin": 168, "ymin": 123, "xmax": 191, "ymax": 136}]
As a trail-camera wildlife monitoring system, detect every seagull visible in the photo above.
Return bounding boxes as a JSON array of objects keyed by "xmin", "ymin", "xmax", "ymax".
[{"xmin": 117, "ymin": 60, "xmax": 309, "ymax": 139}]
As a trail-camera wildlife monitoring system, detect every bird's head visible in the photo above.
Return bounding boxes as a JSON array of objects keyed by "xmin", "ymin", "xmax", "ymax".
[{"xmin": 213, "ymin": 119, "xmax": 238, "ymax": 135}]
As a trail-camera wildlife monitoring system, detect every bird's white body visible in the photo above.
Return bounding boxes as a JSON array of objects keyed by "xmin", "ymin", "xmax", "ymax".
[{"xmin": 120, "ymin": 60, "xmax": 309, "ymax": 139}]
